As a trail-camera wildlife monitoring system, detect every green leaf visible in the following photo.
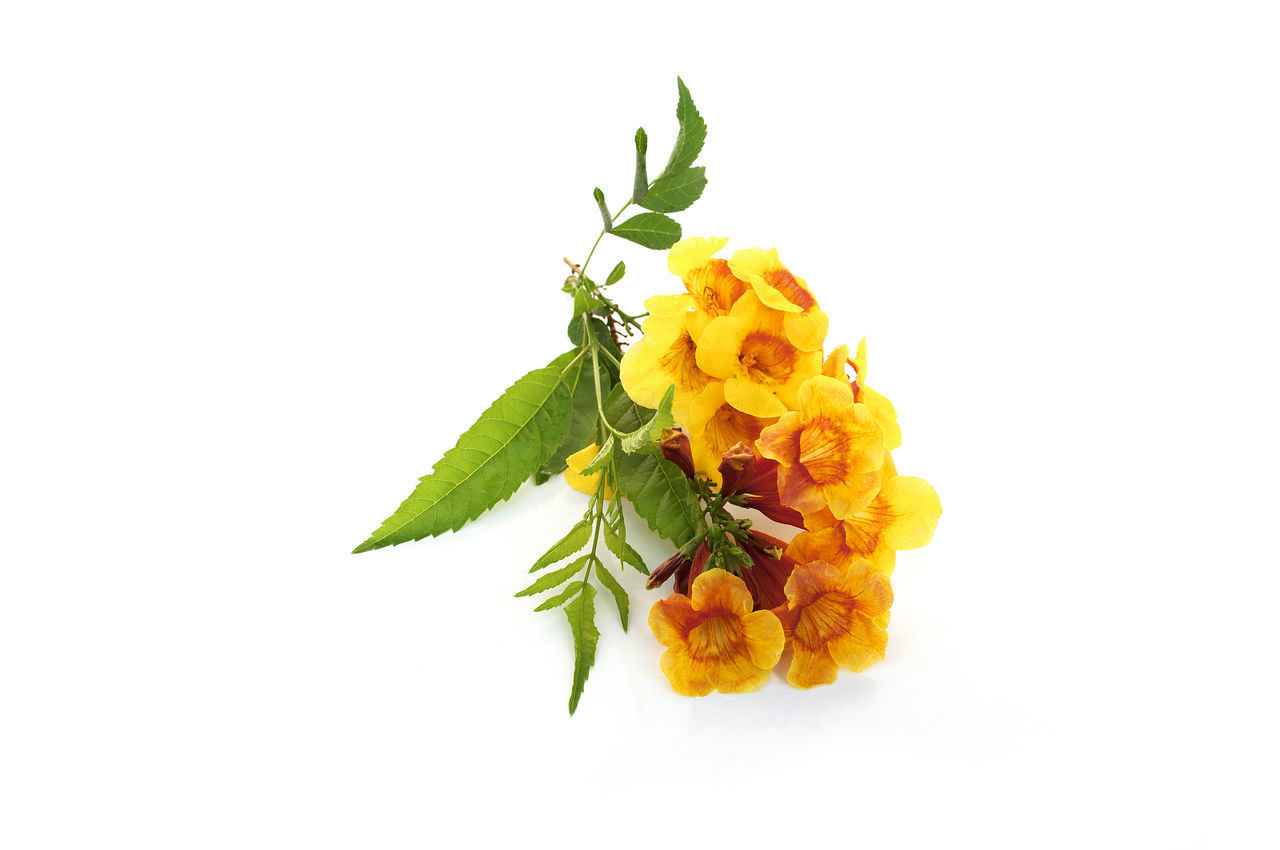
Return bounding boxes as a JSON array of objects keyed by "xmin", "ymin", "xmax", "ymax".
[
  {"xmin": 573, "ymin": 288, "xmax": 606, "ymax": 315},
  {"xmin": 579, "ymin": 433, "xmax": 614, "ymax": 475},
  {"xmin": 593, "ymin": 563, "xmax": 629, "ymax": 631},
  {"xmin": 620, "ymin": 383, "xmax": 675, "ymax": 453},
  {"xmin": 606, "ymin": 387, "xmax": 702, "ymax": 546},
  {"xmin": 539, "ymin": 354, "xmax": 605, "ymax": 478},
  {"xmin": 565, "ymin": 583, "xmax": 599, "ymax": 715},
  {"xmin": 657, "ymin": 77, "xmax": 706, "ymax": 180},
  {"xmin": 529, "ymin": 520, "xmax": 591, "ymax": 572},
  {"xmin": 516, "ymin": 554, "xmax": 590, "ymax": 597},
  {"xmin": 534, "ymin": 580, "xmax": 584, "ymax": 612},
  {"xmin": 603, "ymin": 521, "xmax": 648, "ymax": 575},
  {"xmin": 638, "ymin": 167, "xmax": 706, "ymax": 213},
  {"xmin": 353, "ymin": 352, "xmax": 582, "ymax": 553},
  {"xmin": 605, "ymin": 261, "xmax": 626, "ymax": 287},
  {"xmin": 610, "ymin": 213, "xmax": 681, "ymax": 250}
]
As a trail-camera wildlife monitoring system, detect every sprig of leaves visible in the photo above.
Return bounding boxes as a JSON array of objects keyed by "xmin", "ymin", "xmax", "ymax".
[{"xmin": 353, "ymin": 77, "xmax": 711, "ymax": 715}]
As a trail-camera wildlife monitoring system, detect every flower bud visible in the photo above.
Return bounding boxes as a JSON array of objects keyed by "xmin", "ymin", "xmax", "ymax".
[{"xmin": 659, "ymin": 428, "xmax": 696, "ymax": 480}]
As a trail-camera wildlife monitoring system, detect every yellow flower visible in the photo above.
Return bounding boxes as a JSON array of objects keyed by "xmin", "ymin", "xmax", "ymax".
[
  {"xmin": 755, "ymin": 375, "xmax": 885, "ymax": 519},
  {"xmin": 728, "ymin": 247, "xmax": 829, "ymax": 351},
  {"xmin": 684, "ymin": 382, "xmax": 778, "ymax": 485},
  {"xmin": 619, "ymin": 293, "xmax": 717, "ymax": 423},
  {"xmin": 564, "ymin": 443, "xmax": 614, "ymax": 498},
  {"xmin": 668, "ymin": 236, "xmax": 751, "ymax": 339},
  {"xmin": 695, "ymin": 291, "xmax": 823, "ymax": 418},
  {"xmin": 649, "ymin": 568, "xmax": 786, "ymax": 697},
  {"xmin": 773, "ymin": 558, "xmax": 893, "ymax": 688},
  {"xmin": 786, "ymin": 454, "xmax": 942, "ymax": 576},
  {"xmin": 824, "ymin": 340, "xmax": 901, "ymax": 451}
]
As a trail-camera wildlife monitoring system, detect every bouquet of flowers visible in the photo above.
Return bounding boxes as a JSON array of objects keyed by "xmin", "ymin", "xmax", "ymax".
[{"xmin": 353, "ymin": 79, "xmax": 940, "ymax": 713}]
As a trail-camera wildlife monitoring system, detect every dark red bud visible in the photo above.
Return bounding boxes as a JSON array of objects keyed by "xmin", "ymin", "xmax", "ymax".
[{"xmin": 659, "ymin": 428, "xmax": 696, "ymax": 480}]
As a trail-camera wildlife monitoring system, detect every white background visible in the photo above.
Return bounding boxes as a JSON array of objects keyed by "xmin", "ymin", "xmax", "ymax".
[{"xmin": 2, "ymin": 2, "xmax": 1278, "ymax": 847}]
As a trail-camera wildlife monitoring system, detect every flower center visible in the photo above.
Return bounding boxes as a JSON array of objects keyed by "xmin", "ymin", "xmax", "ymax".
[
  {"xmin": 659, "ymin": 331, "xmax": 711, "ymax": 393},
  {"xmin": 688, "ymin": 613, "xmax": 743, "ymax": 658},
  {"xmin": 738, "ymin": 332, "xmax": 796, "ymax": 384},
  {"xmin": 793, "ymin": 592, "xmax": 855, "ymax": 650},
  {"xmin": 798, "ymin": 419, "xmax": 851, "ymax": 484}
]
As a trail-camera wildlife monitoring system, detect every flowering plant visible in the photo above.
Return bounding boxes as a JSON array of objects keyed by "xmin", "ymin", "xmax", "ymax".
[{"xmin": 353, "ymin": 80, "xmax": 940, "ymax": 712}]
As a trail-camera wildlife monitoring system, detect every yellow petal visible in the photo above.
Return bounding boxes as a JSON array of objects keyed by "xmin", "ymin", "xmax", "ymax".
[
  {"xmin": 879, "ymin": 476, "xmax": 942, "ymax": 550},
  {"xmin": 784, "ymin": 308, "xmax": 829, "ymax": 352},
  {"xmin": 787, "ymin": 645, "xmax": 841, "ymax": 688},
  {"xmin": 694, "ymin": 314, "xmax": 748, "ymax": 379},
  {"xmin": 825, "ymin": 611, "xmax": 888, "ymax": 673},
  {"xmin": 643, "ymin": 293, "xmax": 695, "ymax": 318},
  {"xmin": 723, "ymin": 377, "xmax": 788, "ymax": 418},
  {"xmin": 564, "ymin": 443, "xmax": 613, "ymax": 498},
  {"xmin": 668, "ymin": 236, "xmax": 729, "ymax": 278},
  {"xmin": 659, "ymin": 647, "xmax": 716, "ymax": 697},
  {"xmin": 740, "ymin": 609, "xmax": 786, "ymax": 669}
]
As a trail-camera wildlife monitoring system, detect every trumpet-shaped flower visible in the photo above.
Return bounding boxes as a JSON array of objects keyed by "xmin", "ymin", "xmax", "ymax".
[
  {"xmin": 787, "ymin": 454, "xmax": 942, "ymax": 576},
  {"xmin": 685, "ymin": 382, "xmax": 778, "ymax": 485},
  {"xmin": 695, "ymin": 291, "xmax": 823, "ymax": 418},
  {"xmin": 773, "ymin": 558, "xmax": 893, "ymax": 688},
  {"xmin": 668, "ymin": 236, "xmax": 750, "ymax": 339},
  {"xmin": 728, "ymin": 248, "xmax": 829, "ymax": 351},
  {"xmin": 649, "ymin": 568, "xmax": 786, "ymax": 696},
  {"xmin": 824, "ymin": 340, "xmax": 901, "ymax": 451},
  {"xmin": 755, "ymin": 375, "xmax": 885, "ymax": 519},
  {"xmin": 620, "ymin": 293, "xmax": 716, "ymax": 422},
  {"xmin": 564, "ymin": 443, "xmax": 614, "ymax": 498}
]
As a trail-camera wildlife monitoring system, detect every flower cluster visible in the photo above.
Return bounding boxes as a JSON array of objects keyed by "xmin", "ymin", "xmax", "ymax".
[{"xmin": 621, "ymin": 237, "xmax": 942, "ymax": 694}]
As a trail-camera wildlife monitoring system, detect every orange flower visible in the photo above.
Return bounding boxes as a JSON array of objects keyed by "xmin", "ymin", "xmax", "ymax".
[
  {"xmin": 774, "ymin": 559, "xmax": 893, "ymax": 688},
  {"xmin": 648, "ymin": 569, "xmax": 785, "ymax": 696},
  {"xmin": 787, "ymin": 455, "xmax": 942, "ymax": 576},
  {"xmin": 755, "ymin": 375, "xmax": 885, "ymax": 519},
  {"xmin": 824, "ymin": 340, "xmax": 901, "ymax": 451}
]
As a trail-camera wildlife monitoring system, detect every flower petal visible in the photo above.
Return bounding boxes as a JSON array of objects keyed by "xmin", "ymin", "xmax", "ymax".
[
  {"xmin": 689, "ymin": 568, "xmax": 754, "ymax": 617},
  {"xmin": 724, "ymin": 377, "xmax": 788, "ymax": 418},
  {"xmin": 669, "ymin": 236, "xmax": 729, "ymax": 278},
  {"xmin": 740, "ymin": 609, "xmax": 786, "ymax": 669}
]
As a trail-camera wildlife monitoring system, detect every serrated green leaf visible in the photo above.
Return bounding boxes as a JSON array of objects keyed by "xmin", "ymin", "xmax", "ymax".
[
  {"xmin": 529, "ymin": 520, "xmax": 591, "ymax": 572},
  {"xmin": 603, "ymin": 521, "xmax": 648, "ymax": 575},
  {"xmin": 610, "ymin": 213, "xmax": 681, "ymax": 250},
  {"xmin": 539, "ymin": 354, "xmax": 604, "ymax": 478},
  {"xmin": 579, "ymin": 433, "xmax": 614, "ymax": 475},
  {"xmin": 593, "ymin": 562, "xmax": 629, "ymax": 631},
  {"xmin": 657, "ymin": 77, "xmax": 706, "ymax": 180},
  {"xmin": 516, "ymin": 554, "xmax": 590, "ymax": 597},
  {"xmin": 605, "ymin": 261, "xmax": 626, "ymax": 287},
  {"xmin": 565, "ymin": 583, "xmax": 599, "ymax": 715},
  {"xmin": 638, "ymin": 167, "xmax": 706, "ymax": 213},
  {"xmin": 533, "ymin": 471, "xmax": 552, "ymax": 486},
  {"xmin": 620, "ymin": 384, "xmax": 675, "ymax": 453},
  {"xmin": 606, "ymin": 387, "xmax": 702, "ymax": 546},
  {"xmin": 353, "ymin": 352, "xmax": 582, "ymax": 553},
  {"xmin": 534, "ymin": 580, "xmax": 584, "ymax": 612}
]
